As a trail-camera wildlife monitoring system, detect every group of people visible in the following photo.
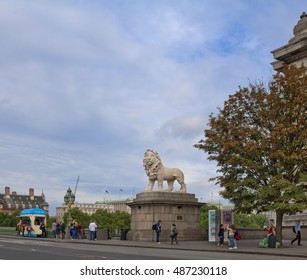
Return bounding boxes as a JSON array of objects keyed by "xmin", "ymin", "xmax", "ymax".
[
  {"xmin": 50, "ymin": 219, "xmax": 84, "ymax": 240},
  {"xmin": 70, "ymin": 219, "xmax": 84, "ymax": 240},
  {"xmin": 152, "ymin": 220, "xmax": 179, "ymax": 245},
  {"xmin": 17, "ymin": 218, "xmax": 95, "ymax": 240},
  {"xmin": 52, "ymin": 219, "xmax": 98, "ymax": 241},
  {"xmin": 51, "ymin": 220, "xmax": 66, "ymax": 239},
  {"xmin": 16, "ymin": 219, "xmax": 34, "ymax": 237},
  {"xmin": 217, "ymin": 224, "xmax": 240, "ymax": 249},
  {"xmin": 17, "ymin": 219, "xmax": 47, "ymax": 237}
]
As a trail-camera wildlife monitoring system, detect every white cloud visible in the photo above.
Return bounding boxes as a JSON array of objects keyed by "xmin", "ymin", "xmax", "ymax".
[{"xmin": 0, "ymin": 0, "xmax": 305, "ymax": 215}]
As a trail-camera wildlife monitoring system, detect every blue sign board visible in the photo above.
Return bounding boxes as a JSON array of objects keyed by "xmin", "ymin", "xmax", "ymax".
[{"xmin": 20, "ymin": 208, "xmax": 46, "ymax": 216}]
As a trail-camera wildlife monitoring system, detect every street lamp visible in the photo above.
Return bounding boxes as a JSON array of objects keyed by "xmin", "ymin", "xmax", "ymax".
[{"xmin": 64, "ymin": 186, "xmax": 75, "ymax": 239}]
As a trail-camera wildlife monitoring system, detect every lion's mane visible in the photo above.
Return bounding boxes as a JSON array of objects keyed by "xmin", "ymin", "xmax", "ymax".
[{"xmin": 143, "ymin": 149, "xmax": 163, "ymax": 177}]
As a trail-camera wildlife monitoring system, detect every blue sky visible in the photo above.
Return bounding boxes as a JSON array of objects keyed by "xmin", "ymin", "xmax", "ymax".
[{"xmin": 0, "ymin": 0, "xmax": 305, "ymax": 215}]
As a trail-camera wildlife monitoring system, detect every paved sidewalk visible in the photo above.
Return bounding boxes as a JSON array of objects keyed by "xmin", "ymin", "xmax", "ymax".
[
  {"xmin": 1, "ymin": 235, "xmax": 306, "ymax": 258},
  {"xmin": 75, "ymin": 238, "xmax": 307, "ymax": 258}
]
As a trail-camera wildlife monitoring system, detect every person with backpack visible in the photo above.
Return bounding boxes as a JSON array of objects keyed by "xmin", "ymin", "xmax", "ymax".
[
  {"xmin": 152, "ymin": 220, "xmax": 162, "ymax": 244},
  {"xmin": 170, "ymin": 223, "xmax": 178, "ymax": 245},
  {"xmin": 291, "ymin": 220, "xmax": 302, "ymax": 246}
]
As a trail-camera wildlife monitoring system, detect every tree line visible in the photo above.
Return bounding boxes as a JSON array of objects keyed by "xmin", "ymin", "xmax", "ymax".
[
  {"xmin": 1, "ymin": 205, "xmax": 268, "ymax": 233},
  {"xmin": 0, "ymin": 208, "xmax": 131, "ymax": 237}
]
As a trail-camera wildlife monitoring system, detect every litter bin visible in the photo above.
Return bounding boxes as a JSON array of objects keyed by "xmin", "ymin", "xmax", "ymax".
[
  {"xmin": 268, "ymin": 235, "xmax": 276, "ymax": 248},
  {"xmin": 120, "ymin": 229, "xmax": 129, "ymax": 240}
]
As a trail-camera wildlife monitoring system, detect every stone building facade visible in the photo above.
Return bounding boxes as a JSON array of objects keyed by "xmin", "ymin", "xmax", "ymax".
[
  {"xmin": 271, "ymin": 12, "xmax": 307, "ymax": 226},
  {"xmin": 0, "ymin": 186, "xmax": 49, "ymax": 214},
  {"xmin": 56, "ymin": 199, "xmax": 132, "ymax": 221},
  {"xmin": 272, "ymin": 12, "xmax": 307, "ymax": 70}
]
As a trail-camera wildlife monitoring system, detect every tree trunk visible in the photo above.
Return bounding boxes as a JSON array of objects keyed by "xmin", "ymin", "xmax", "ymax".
[{"xmin": 275, "ymin": 209, "xmax": 284, "ymax": 246}]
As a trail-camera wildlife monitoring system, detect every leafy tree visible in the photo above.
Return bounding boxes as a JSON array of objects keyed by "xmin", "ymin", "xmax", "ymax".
[
  {"xmin": 91, "ymin": 209, "xmax": 113, "ymax": 229},
  {"xmin": 194, "ymin": 65, "xmax": 307, "ymax": 244},
  {"xmin": 234, "ymin": 213, "xmax": 267, "ymax": 228},
  {"xmin": 200, "ymin": 204, "xmax": 218, "ymax": 230},
  {"xmin": 111, "ymin": 210, "xmax": 131, "ymax": 233},
  {"xmin": 63, "ymin": 207, "xmax": 91, "ymax": 228},
  {"xmin": 90, "ymin": 209, "xmax": 131, "ymax": 236},
  {"xmin": 46, "ymin": 215, "xmax": 57, "ymax": 228},
  {"xmin": 0, "ymin": 210, "xmax": 20, "ymax": 227}
]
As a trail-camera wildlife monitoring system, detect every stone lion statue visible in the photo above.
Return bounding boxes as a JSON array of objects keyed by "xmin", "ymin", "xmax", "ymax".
[{"xmin": 143, "ymin": 148, "xmax": 187, "ymax": 192}]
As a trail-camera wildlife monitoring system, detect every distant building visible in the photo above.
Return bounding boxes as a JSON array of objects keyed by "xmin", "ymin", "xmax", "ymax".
[
  {"xmin": 56, "ymin": 198, "xmax": 132, "ymax": 221},
  {"xmin": 0, "ymin": 186, "xmax": 49, "ymax": 214},
  {"xmin": 95, "ymin": 199, "xmax": 133, "ymax": 213}
]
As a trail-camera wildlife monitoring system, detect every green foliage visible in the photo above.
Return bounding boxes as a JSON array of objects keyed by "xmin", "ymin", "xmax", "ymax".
[
  {"xmin": 91, "ymin": 209, "xmax": 131, "ymax": 235},
  {"xmin": 0, "ymin": 210, "xmax": 20, "ymax": 227},
  {"xmin": 63, "ymin": 207, "xmax": 91, "ymax": 228},
  {"xmin": 234, "ymin": 213, "xmax": 268, "ymax": 228},
  {"xmin": 46, "ymin": 215, "xmax": 57, "ymax": 228},
  {"xmin": 0, "ymin": 207, "xmax": 131, "ymax": 237},
  {"xmin": 200, "ymin": 204, "xmax": 218, "ymax": 230}
]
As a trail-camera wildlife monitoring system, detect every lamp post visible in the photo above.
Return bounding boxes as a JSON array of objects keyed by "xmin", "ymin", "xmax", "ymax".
[{"xmin": 64, "ymin": 186, "xmax": 75, "ymax": 239}]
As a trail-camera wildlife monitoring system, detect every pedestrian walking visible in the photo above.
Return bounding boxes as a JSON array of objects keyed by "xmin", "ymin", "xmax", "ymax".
[
  {"xmin": 170, "ymin": 223, "xmax": 178, "ymax": 245},
  {"xmin": 152, "ymin": 220, "xmax": 162, "ymax": 244},
  {"xmin": 291, "ymin": 220, "xmax": 302, "ymax": 246}
]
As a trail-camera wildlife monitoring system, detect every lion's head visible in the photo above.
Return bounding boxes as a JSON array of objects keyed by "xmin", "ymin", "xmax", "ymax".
[{"xmin": 143, "ymin": 149, "xmax": 163, "ymax": 178}]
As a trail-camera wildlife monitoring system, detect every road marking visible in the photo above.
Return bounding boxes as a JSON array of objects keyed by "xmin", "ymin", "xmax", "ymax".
[{"xmin": 0, "ymin": 240, "xmax": 25, "ymax": 244}]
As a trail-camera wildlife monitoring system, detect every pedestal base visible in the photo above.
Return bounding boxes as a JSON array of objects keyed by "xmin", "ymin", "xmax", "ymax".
[{"xmin": 127, "ymin": 192, "xmax": 204, "ymax": 241}]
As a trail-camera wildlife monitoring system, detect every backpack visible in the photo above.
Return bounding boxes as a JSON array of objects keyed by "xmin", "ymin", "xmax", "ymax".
[
  {"xmin": 292, "ymin": 225, "xmax": 296, "ymax": 233},
  {"xmin": 152, "ymin": 224, "xmax": 156, "ymax": 230},
  {"xmin": 234, "ymin": 232, "xmax": 241, "ymax": 240}
]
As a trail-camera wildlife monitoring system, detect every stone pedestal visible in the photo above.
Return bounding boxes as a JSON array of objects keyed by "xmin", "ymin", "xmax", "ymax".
[{"xmin": 127, "ymin": 192, "xmax": 204, "ymax": 241}]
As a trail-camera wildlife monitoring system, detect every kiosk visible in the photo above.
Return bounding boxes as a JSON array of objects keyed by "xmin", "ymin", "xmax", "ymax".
[{"xmin": 18, "ymin": 208, "xmax": 47, "ymax": 237}]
